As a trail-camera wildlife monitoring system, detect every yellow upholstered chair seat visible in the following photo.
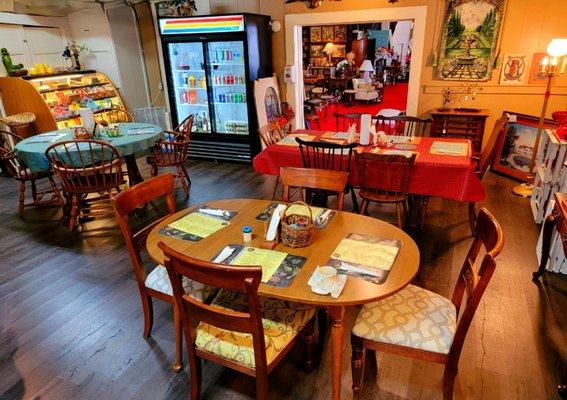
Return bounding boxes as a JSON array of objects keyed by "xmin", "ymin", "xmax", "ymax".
[
  {"xmin": 195, "ymin": 289, "xmax": 315, "ymax": 368},
  {"xmin": 352, "ymin": 284, "xmax": 457, "ymax": 354}
]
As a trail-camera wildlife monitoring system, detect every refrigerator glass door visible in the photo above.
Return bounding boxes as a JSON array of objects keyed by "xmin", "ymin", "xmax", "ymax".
[
  {"xmin": 167, "ymin": 42, "xmax": 211, "ymax": 133},
  {"xmin": 207, "ymin": 41, "xmax": 249, "ymax": 135}
]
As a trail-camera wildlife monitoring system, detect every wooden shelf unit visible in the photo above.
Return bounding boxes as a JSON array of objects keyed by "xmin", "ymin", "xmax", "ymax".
[{"xmin": 430, "ymin": 108, "xmax": 490, "ymax": 155}]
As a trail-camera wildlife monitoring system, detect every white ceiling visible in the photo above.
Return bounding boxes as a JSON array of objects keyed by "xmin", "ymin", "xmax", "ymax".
[{"xmin": 12, "ymin": 0, "xmax": 145, "ymax": 16}]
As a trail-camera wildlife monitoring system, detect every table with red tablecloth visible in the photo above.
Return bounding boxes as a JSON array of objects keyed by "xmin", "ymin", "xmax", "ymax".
[{"xmin": 252, "ymin": 130, "xmax": 485, "ymax": 203}]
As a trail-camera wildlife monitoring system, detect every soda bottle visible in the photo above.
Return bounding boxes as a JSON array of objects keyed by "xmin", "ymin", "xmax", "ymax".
[{"xmin": 202, "ymin": 113, "xmax": 208, "ymax": 132}]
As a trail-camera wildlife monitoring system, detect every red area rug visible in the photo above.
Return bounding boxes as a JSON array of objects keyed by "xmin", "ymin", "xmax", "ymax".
[{"xmin": 314, "ymin": 82, "xmax": 409, "ymax": 131}]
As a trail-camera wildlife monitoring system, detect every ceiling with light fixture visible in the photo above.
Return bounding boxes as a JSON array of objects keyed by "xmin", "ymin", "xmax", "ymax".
[{"xmin": 9, "ymin": 0, "xmax": 147, "ymax": 16}]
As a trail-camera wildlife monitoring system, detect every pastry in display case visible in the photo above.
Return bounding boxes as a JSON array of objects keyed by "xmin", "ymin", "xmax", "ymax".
[{"xmin": 0, "ymin": 70, "xmax": 126, "ymax": 135}]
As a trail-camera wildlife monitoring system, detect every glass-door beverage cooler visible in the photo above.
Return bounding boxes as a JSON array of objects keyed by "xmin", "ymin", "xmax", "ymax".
[{"xmin": 158, "ymin": 13, "xmax": 273, "ymax": 162}]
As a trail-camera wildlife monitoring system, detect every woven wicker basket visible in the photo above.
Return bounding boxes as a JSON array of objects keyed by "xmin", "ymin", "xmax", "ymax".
[{"xmin": 281, "ymin": 201, "xmax": 315, "ymax": 248}]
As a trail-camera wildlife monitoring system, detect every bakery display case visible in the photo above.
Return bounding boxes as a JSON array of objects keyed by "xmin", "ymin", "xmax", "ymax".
[{"xmin": 0, "ymin": 70, "xmax": 125, "ymax": 135}]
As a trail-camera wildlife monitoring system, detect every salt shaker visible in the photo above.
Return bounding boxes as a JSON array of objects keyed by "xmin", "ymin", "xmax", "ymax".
[{"xmin": 242, "ymin": 225, "xmax": 252, "ymax": 244}]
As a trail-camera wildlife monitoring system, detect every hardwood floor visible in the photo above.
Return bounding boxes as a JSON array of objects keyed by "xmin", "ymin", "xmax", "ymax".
[{"xmin": 0, "ymin": 159, "xmax": 565, "ymax": 400}]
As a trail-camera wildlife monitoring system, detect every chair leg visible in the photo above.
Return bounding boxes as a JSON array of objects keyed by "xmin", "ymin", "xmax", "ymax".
[
  {"xmin": 420, "ymin": 195, "xmax": 430, "ymax": 230},
  {"xmin": 351, "ymin": 335, "xmax": 366, "ymax": 399},
  {"xmin": 396, "ymin": 202, "xmax": 403, "ymax": 229},
  {"xmin": 189, "ymin": 352, "xmax": 202, "ymax": 400},
  {"xmin": 150, "ymin": 164, "xmax": 158, "ymax": 177},
  {"xmin": 172, "ymin": 307, "xmax": 183, "ymax": 373},
  {"xmin": 402, "ymin": 199, "xmax": 409, "ymax": 229},
  {"xmin": 302, "ymin": 318, "xmax": 316, "ymax": 373},
  {"xmin": 256, "ymin": 370, "xmax": 269, "ymax": 400},
  {"xmin": 176, "ymin": 165, "xmax": 189, "ymax": 197},
  {"xmin": 141, "ymin": 294, "xmax": 153, "ymax": 338},
  {"xmin": 468, "ymin": 202, "xmax": 477, "ymax": 236},
  {"xmin": 69, "ymin": 194, "xmax": 80, "ymax": 231},
  {"xmin": 271, "ymin": 175, "xmax": 280, "ymax": 200},
  {"xmin": 31, "ymin": 179, "xmax": 38, "ymax": 202},
  {"xmin": 350, "ymin": 187, "xmax": 360, "ymax": 213},
  {"xmin": 442, "ymin": 363, "xmax": 458, "ymax": 400},
  {"xmin": 360, "ymin": 198, "xmax": 368, "ymax": 215},
  {"xmin": 180, "ymin": 164, "xmax": 192, "ymax": 185},
  {"xmin": 48, "ymin": 176, "xmax": 64, "ymax": 206},
  {"xmin": 18, "ymin": 181, "xmax": 26, "ymax": 217}
]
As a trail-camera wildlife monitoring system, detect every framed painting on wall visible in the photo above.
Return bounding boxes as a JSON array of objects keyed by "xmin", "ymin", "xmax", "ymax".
[
  {"xmin": 499, "ymin": 54, "xmax": 527, "ymax": 85},
  {"xmin": 310, "ymin": 45, "xmax": 324, "ymax": 58},
  {"xmin": 528, "ymin": 52, "xmax": 548, "ymax": 85},
  {"xmin": 492, "ymin": 112, "xmax": 558, "ymax": 181},
  {"xmin": 331, "ymin": 44, "xmax": 346, "ymax": 58},
  {"xmin": 334, "ymin": 25, "xmax": 346, "ymax": 42},
  {"xmin": 322, "ymin": 26, "xmax": 334, "ymax": 42},
  {"xmin": 437, "ymin": 0, "xmax": 507, "ymax": 81},
  {"xmin": 310, "ymin": 26, "xmax": 322, "ymax": 42}
]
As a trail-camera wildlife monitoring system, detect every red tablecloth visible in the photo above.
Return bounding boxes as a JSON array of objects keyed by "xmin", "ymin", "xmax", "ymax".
[{"xmin": 252, "ymin": 130, "xmax": 485, "ymax": 202}]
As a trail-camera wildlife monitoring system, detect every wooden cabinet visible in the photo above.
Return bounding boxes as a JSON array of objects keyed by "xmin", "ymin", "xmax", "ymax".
[{"xmin": 430, "ymin": 108, "xmax": 490, "ymax": 155}]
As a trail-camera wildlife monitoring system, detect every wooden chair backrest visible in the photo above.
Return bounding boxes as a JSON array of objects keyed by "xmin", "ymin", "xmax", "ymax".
[
  {"xmin": 93, "ymin": 107, "xmax": 134, "ymax": 125},
  {"xmin": 372, "ymin": 115, "xmax": 432, "ymax": 137},
  {"xmin": 258, "ymin": 121, "xmax": 285, "ymax": 147},
  {"xmin": 0, "ymin": 129, "xmax": 24, "ymax": 176},
  {"xmin": 296, "ymin": 137, "xmax": 357, "ymax": 173},
  {"xmin": 158, "ymin": 241, "xmax": 268, "ymax": 372},
  {"xmin": 175, "ymin": 114, "xmax": 194, "ymax": 138},
  {"xmin": 151, "ymin": 135, "xmax": 190, "ymax": 167},
  {"xmin": 280, "ymin": 167, "xmax": 349, "ymax": 210},
  {"xmin": 111, "ymin": 173, "xmax": 176, "ymax": 289},
  {"xmin": 355, "ymin": 152, "xmax": 416, "ymax": 199},
  {"xmin": 450, "ymin": 207, "xmax": 504, "ymax": 357},
  {"xmin": 476, "ymin": 115, "xmax": 509, "ymax": 179},
  {"xmin": 334, "ymin": 112, "xmax": 361, "ymax": 132},
  {"xmin": 45, "ymin": 139, "xmax": 123, "ymax": 193}
]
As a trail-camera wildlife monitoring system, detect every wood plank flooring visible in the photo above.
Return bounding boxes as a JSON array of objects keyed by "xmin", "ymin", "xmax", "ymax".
[{"xmin": 0, "ymin": 159, "xmax": 565, "ymax": 400}]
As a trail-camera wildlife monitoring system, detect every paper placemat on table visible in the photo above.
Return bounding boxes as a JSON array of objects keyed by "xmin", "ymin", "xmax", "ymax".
[
  {"xmin": 158, "ymin": 206, "xmax": 236, "ymax": 242},
  {"xmin": 429, "ymin": 141, "xmax": 469, "ymax": 156},
  {"xmin": 384, "ymin": 135, "xmax": 421, "ymax": 144},
  {"xmin": 322, "ymin": 131, "xmax": 349, "ymax": 140},
  {"xmin": 371, "ymin": 148, "xmax": 415, "ymax": 158},
  {"xmin": 276, "ymin": 134, "xmax": 316, "ymax": 146},
  {"xmin": 212, "ymin": 245, "xmax": 307, "ymax": 287}
]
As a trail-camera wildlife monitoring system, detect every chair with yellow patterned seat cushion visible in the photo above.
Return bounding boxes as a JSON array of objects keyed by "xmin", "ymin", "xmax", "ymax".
[
  {"xmin": 159, "ymin": 242, "xmax": 317, "ymax": 400},
  {"xmin": 350, "ymin": 208, "xmax": 504, "ymax": 400},
  {"xmin": 112, "ymin": 173, "xmax": 216, "ymax": 374}
]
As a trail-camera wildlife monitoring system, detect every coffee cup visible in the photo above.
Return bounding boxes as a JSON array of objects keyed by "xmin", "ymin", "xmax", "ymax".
[{"xmin": 317, "ymin": 266, "xmax": 337, "ymax": 292}]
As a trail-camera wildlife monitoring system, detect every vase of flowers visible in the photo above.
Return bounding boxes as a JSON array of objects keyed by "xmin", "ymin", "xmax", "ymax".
[{"xmin": 336, "ymin": 60, "xmax": 353, "ymax": 78}]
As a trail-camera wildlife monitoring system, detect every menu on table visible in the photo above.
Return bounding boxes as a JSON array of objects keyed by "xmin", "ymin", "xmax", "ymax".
[
  {"xmin": 158, "ymin": 207, "xmax": 236, "ymax": 241},
  {"xmin": 213, "ymin": 245, "xmax": 307, "ymax": 287},
  {"xmin": 325, "ymin": 233, "xmax": 402, "ymax": 284},
  {"xmin": 430, "ymin": 141, "xmax": 468, "ymax": 156},
  {"xmin": 256, "ymin": 202, "xmax": 336, "ymax": 229},
  {"xmin": 276, "ymin": 134, "xmax": 316, "ymax": 146}
]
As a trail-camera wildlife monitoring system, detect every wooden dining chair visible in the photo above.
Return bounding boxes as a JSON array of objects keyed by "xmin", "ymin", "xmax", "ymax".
[
  {"xmin": 355, "ymin": 152, "xmax": 416, "ymax": 229},
  {"xmin": 93, "ymin": 107, "xmax": 134, "ymax": 125},
  {"xmin": 296, "ymin": 137, "xmax": 359, "ymax": 212},
  {"xmin": 158, "ymin": 241, "xmax": 317, "ymax": 400},
  {"xmin": 0, "ymin": 129, "xmax": 63, "ymax": 217},
  {"xmin": 146, "ymin": 115, "xmax": 193, "ymax": 196},
  {"xmin": 45, "ymin": 139, "xmax": 125, "ymax": 230},
  {"xmin": 280, "ymin": 166, "xmax": 349, "ymax": 210},
  {"xmin": 373, "ymin": 115, "xmax": 432, "ymax": 137},
  {"xmin": 350, "ymin": 207, "xmax": 504, "ymax": 400},
  {"xmin": 258, "ymin": 121, "xmax": 285, "ymax": 148},
  {"xmin": 468, "ymin": 114, "xmax": 509, "ymax": 234},
  {"xmin": 112, "ymin": 173, "xmax": 216, "ymax": 373},
  {"xmin": 334, "ymin": 112, "xmax": 361, "ymax": 132}
]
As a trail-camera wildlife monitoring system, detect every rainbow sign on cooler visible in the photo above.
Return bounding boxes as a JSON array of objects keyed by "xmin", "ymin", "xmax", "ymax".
[{"xmin": 160, "ymin": 15, "xmax": 245, "ymax": 35}]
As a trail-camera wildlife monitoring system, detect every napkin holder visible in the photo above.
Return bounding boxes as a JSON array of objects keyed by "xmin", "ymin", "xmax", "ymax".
[{"xmin": 261, "ymin": 208, "xmax": 283, "ymax": 249}]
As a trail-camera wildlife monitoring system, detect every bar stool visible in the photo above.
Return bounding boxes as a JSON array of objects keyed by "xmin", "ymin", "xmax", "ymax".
[{"xmin": 0, "ymin": 112, "xmax": 37, "ymax": 138}]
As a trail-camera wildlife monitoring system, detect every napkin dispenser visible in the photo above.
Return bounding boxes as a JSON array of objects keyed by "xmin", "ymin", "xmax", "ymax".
[
  {"xmin": 359, "ymin": 114, "xmax": 371, "ymax": 145},
  {"xmin": 261, "ymin": 204, "xmax": 287, "ymax": 249}
]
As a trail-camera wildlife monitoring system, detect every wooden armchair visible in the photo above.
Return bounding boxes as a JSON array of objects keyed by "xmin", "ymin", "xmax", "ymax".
[
  {"xmin": 373, "ymin": 115, "xmax": 432, "ymax": 137},
  {"xmin": 93, "ymin": 107, "xmax": 134, "ymax": 125},
  {"xmin": 0, "ymin": 129, "xmax": 62, "ymax": 217},
  {"xmin": 355, "ymin": 152, "xmax": 416, "ymax": 229},
  {"xmin": 280, "ymin": 166, "xmax": 349, "ymax": 210},
  {"xmin": 111, "ymin": 173, "xmax": 216, "ymax": 373},
  {"xmin": 158, "ymin": 241, "xmax": 317, "ymax": 400},
  {"xmin": 147, "ymin": 115, "xmax": 193, "ymax": 196},
  {"xmin": 334, "ymin": 112, "xmax": 361, "ymax": 132},
  {"xmin": 350, "ymin": 208, "xmax": 504, "ymax": 400},
  {"xmin": 45, "ymin": 139, "xmax": 124, "ymax": 230},
  {"xmin": 296, "ymin": 137, "xmax": 359, "ymax": 212},
  {"xmin": 258, "ymin": 121, "xmax": 285, "ymax": 148}
]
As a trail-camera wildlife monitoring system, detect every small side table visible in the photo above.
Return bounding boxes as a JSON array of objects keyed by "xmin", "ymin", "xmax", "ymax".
[
  {"xmin": 343, "ymin": 90, "xmax": 357, "ymax": 107},
  {"xmin": 534, "ymin": 192, "xmax": 567, "ymax": 280}
]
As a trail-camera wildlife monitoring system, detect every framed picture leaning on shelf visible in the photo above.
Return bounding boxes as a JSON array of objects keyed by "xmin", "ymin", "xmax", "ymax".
[
  {"xmin": 492, "ymin": 111, "xmax": 558, "ymax": 181},
  {"xmin": 310, "ymin": 26, "xmax": 322, "ymax": 42},
  {"xmin": 322, "ymin": 26, "xmax": 334, "ymax": 42}
]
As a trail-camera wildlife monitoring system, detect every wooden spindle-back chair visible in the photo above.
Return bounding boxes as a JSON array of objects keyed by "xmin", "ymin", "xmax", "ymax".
[
  {"xmin": 334, "ymin": 112, "xmax": 361, "ymax": 132},
  {"xmin": 351, "ymin": 208, "xmax": 504, "ymax": 400},
  {"xmin": 280, "ymin": 166, "xmax": 349, "ymax": 210},
  {"xmin": 93, "ymin": 107, "xmax": 134, "ymax": 125},
  {"xmin": 373, "ymin": 115, "xmax": 432, "ymax": 137},
  {"xmin": 159, "ymin": 241, "xmax": 316, "ymax": 400},
  {"xmin": 147, "ymin": 115, "xmax": 193, "ymax": 196},
  {"xmin": 45, "ymin": 139, "xmax": 124, "ymax": 230},
  {"xmin": 0, "ymin": 129, "xmax": 62, "ymax": 216},
  {"xmin": 258, "ymin": 121, "xmax": 285, "ymax": 148},
  {"xmin": 355, "ymin": 152, "xmax": 416, "ymax": 228}
]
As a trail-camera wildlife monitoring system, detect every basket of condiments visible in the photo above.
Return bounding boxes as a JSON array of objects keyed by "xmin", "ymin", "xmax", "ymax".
[{"xmin": 280, "ymin": 201, "xmax": 315, "ymax": 248}]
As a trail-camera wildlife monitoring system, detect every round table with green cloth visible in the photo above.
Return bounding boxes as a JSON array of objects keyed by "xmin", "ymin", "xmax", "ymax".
[{"xmin": 14, "ymin": 123, "xmax": 164, "ymax": 185}]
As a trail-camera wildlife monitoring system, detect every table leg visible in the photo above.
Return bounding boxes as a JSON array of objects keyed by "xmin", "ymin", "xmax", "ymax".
[
  {"xmin": 533, "ymin": 210, "xmax": 557, "ymax": 281},
  {"xmin": 328, "ymin": 306, "xmax": 345, "ymax": 400},
  {"xmin": 124, "ymin": 154, "xmax": 144, "ymax": 186}
]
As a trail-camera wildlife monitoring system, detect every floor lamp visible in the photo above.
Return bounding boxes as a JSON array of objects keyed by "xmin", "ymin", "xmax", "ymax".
[{"xmin": 512, "ymin": 38, "xmax": 567, "ymax": 197}]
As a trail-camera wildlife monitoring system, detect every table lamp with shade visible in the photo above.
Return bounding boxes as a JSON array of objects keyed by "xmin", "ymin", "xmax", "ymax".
[
  {"xmin": 359, "ymin": 59, "xmax": 374, "ymax": 82},
  {"xmin": 512, "ymin": 38, "xmax": 567, "ymax": 197},
  {"xmin": 323, "ymin": 42, "xmax": 334, "ymax": 66}
]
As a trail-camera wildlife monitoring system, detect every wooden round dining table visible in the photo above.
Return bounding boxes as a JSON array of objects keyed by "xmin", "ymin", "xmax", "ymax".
[{"xmin": 146, "ymin": 198, "xmax": 420, "ymax": 400}]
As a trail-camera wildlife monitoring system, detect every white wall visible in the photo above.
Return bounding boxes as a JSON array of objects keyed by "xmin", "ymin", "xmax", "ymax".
[{"xmin": 391, "ymin": 20, "xmax": 412, "ymax": 66}]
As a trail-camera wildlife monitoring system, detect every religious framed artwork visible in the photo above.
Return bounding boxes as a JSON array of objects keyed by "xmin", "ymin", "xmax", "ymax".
[
  {"xmin": 310, "ymin": 26, "xmax": 322, "ymax": 42},
  {"xmin": 334, "ymin": 25, "xmax": 346, "ymax": 42},
  {"xmin": 310, "ymin": 45, "xmax": 324, "ymax": 58},
  {"xmin": 331, "ymin": 44, "xmax": 346, "ymax": 58},
  {"xmin": 528, "ymin": 52, "xmax": 548, "ymax": 85},
  {"xmin": 499, "ymin": 54, "xmax": 527, "ymax": 84},
  {"xmin": 322, "ymin": 26, "xmax": 334, "ymax": 42},
  {"xmin": 253, "ymin": 76, "xmax": 282, "ymax": 146},
  {"xmin": 437, "ymin": 0, "xmax": 507, "ymax": 81},
  {"xmin": 492, "ymin": 111, "xmax": 558, "ymax": 181}
]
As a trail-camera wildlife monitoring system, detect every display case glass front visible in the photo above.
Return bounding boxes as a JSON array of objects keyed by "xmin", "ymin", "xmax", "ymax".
[{"xmin": 27, "ymin": 72, "xmax": 124, "ymax": 129}]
